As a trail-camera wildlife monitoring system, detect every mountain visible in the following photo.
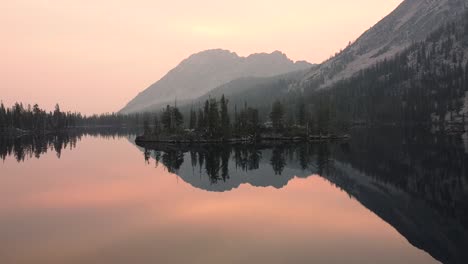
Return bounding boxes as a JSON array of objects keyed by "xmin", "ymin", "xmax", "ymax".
[
  {"xmin": 301, "ymin": 0, "xmax": 468, "ymax": 90},
  {"xmin": 177, "ymin": 69, "xmax": 309, "ymax": 117},
  {"xmin": 120, "ymin": 49, "xmax": 313, "ymax": 114},
  {"xmin": 187, "ymin": 2, "xmax": 468, "ymax": 126},
  {"xmin": 122, "ymin": 0, "xmax": 468, "ymax": 126},
  {"xmin": 303, "ymin": 10, "xmax": 468, "ymax": 125},
  {"xmin": 180, "ymin": 0, "xmax": 468, "ymax": 126}
]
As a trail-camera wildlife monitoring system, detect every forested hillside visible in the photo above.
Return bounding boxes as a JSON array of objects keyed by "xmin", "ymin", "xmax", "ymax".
[
  {"xmin": 176, "ymin": 10, "xmax": 468, "ymax": 129},
  {"xmin": 304, "ymin": 11, "xmax": 468, "ymax": 126},
  {"xmin": 301, "ymin": 0, "xmax": 468, "ymax": 90}
]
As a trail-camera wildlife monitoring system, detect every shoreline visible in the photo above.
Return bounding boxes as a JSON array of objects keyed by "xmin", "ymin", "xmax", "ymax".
[{"xmin": 135, "ymin": 134, "xmax": 351, "ymax": 144}]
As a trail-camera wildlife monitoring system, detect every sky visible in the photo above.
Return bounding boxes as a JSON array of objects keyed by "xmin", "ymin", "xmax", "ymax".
[{"xmin": 1, "ymin": 0, "xmax": 403, "ymax": 115}]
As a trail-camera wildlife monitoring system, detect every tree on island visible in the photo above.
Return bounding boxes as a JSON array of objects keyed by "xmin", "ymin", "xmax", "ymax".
[
  {"xmin": 189, "ymin": 107, "xmax": 197, "ymax": 130},
  {"xmin": 143, "ymin": 119, "xmax": 151, "ymax": 136},
  {"xmin": 234, "ymin": 104, "xmax": 260, "ymax": 137},
  {"xmin": 153, "ymin": 114, "xmax": 160, "ymax": 135},
  {"xmin": 296, "ymin": 101, "xmax": 307, "ymax": 127},
  {"xmin": 270, "ymin": 100, "xmax": 285, "ymax": 131},
  {"xmin": 207, "ymin": 98, "xmax": 220, "ymax": 137},
  {"xmin": 316, "ymin": 101, "xmax": 331, "ymax": 135},
  {"xmin": 161, "ymin": 105, "xmax": 183, "ymax": 132},
  {"xmin": 220, "ymin": 95, "xmax": 231, "ymax": 138},
  {"xmin": 197, "ymin": 108, "xmax": 205, "ymax": 131}
]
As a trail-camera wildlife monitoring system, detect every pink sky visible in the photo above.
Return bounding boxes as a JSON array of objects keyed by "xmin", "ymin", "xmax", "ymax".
[{"xmin": 1, "ymin": 0, "xmax": 403, "ymax": 115}]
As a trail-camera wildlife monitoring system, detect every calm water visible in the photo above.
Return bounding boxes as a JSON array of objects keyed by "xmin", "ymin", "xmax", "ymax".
[{"xmin": 1, "ymin": 128, "xmax": 467, "ymax": 264}]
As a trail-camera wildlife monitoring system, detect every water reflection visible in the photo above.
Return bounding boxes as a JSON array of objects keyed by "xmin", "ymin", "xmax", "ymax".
[
  {"xmin": 138, "ymin": 142, "xmax": 336, "ymax": 191},
  {"xmin": 0, "ymin": 128, "xmax": 138, "ymax": 162},
  {"xmin": 135, "ymin": 127, "xmax": 468, "ymax": 264},
  {"xmin": 1, "ymin": 127, "xmax": 468, "ymax": 264}
]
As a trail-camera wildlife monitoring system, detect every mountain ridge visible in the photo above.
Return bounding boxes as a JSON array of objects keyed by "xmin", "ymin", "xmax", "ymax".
[
  {"xmin": 120, "ymin": 49, "xmax": 313, "ymax": 114},
  {"xmin": 300, "ymin": 0, "xmax": 468, "ymax": 90}
]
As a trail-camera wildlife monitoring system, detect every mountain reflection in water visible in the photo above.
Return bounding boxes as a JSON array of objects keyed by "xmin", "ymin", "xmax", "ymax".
[
  {"xmin": 1, "ymin": 127, "xmax": 467, "ymax": 264},
  {"xmin": 135, "ymin": 127, "xmax": 468, "ymax": 264}
]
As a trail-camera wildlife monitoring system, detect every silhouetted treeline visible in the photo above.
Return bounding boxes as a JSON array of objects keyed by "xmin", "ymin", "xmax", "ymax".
[
  {"xmin": 143, "ymin": 95, "xmax": 349, "ymax": 141},
  {"xmin": 0, "ymin": 102, "xmax": 148, "ymax": 134}
]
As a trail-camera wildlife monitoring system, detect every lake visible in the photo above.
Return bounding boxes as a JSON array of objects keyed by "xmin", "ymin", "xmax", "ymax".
[{"xmin": 1, "ymin": 128, "xmax": 467, "ymax": 264}]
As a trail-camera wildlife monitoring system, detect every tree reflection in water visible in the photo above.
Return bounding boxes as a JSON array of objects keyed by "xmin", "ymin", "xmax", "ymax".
[
  {"xmin": 0, "ymin": 128, "xmax": 138, "ymax": 162},
  {"xmin": 137, "ymin": 127, "xmax": 468, "ymax": 264},
  {"xmin": 2, "ymin": 127, "xmax": 468, "ymax": 264}
]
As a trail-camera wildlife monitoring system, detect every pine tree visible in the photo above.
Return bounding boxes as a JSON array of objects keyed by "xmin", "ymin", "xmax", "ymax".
[
  {"xmin": 270, "ymin": 100, "xmax": 284, "ymax": 131},
  {"xmin": 197, "ymin": 109, "xmax": 204, "ymax": 131},
  {"xmin": 248, "ymin": 107, "xmax": 260, "ymax": 136},
  {"xmin": 203, "ymin": 100, "xmax": 210, "ymax": 130},
  {"xmin": 172, "ymin": 106, "xmax": 184, "ymax": 129},
  {"xmin": 143, "ymin": 119, "xmax": 151, "ymax": 136},
  {"xmin": 465, "ymin": 61, "xmax": 468, "ymax": 91},
  {"xmin": 161, "ymin": 105, "xmax": 172, "ymax": 131},
  {"xmin": 12, "ymin": 103, "xmax": 23, "ymax": 129},
  {"xmin": 53, "ymin": 103, "xmax": 63, "ymax": 130},
  {"xmin": 161, "ymin": 105, "xmax": 184, "ymax": 132},
  {"xmin": 208, "ymin": 98, "xmax": 219, "ymax": 137},
  {"xmin": 234, "ymin": 104, "xmax": 239, "ymax": 135},
  {"xmin": 0, "ymin": 102, "xmax": 5, "ymax": 132},
  {"xmin": 220, "ymin": 95, "xmax": 230, "ymax": 138},
  {"xmin": 32, "ymin": 104, "xmax": 42, "ymax": 131},
  {"xmin": 189, "ymin": 108, "xmax": 197, "ymax": 129},
  {"xmin": 316, "ymin": 102, "xmax": 331, "ymax": 135},
  {"xmin": 296, "ymin": 101, "xmax": 306, "ymax": 126},
  {"xmin": 153, "ymin": 114, "xmax": 160, "ymax": 135}
]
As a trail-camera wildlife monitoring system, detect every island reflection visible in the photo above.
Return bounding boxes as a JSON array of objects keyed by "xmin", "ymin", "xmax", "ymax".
[
  {"xmin": 1, "ymin": 127, "xmax": 468, "ymax": 264},
  {"xmin": 138, "ymin": 142, "xmax": 335, "ymax": 191},
  {"xmin": 136, "ymin": 127, "xmax": 468, "ymax": 264}
]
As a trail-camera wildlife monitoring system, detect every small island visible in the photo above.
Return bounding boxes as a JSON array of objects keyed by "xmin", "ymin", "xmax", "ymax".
[{"xmin": 135, "ymin": 95, "xmax": 351, "ymax": 145}]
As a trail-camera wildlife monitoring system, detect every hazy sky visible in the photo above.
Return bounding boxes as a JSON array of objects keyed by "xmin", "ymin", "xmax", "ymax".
[{"xmin": 1, "ymin": 0, "xmax": 403, "ymax": 115}]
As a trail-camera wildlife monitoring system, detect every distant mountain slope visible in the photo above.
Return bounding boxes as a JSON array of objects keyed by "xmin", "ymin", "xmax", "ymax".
[
  {"xmin": 188, "ymin": 7, "xmax": 468, "ymax": 126},
  {"xmin": 306, "ymin": 10, "xmax": 468, "ymax": 125},
  {"xmin": 182, "ymin": 69, "xmax": 308, "ymax": 114},
  {"xmin": 198, "ymin": 1, "xmax": 468, "ymax": 126},
  {"xmin": 120, "ymin": 49, "xmax": 312, "ymax": 114},
  {"xmin": 301, "ymin": 0, "xmax": 468, "ymax": 90},
  {"xmin": 173, "ymin": 0, "xmax": 468, "ymax": 122}
]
